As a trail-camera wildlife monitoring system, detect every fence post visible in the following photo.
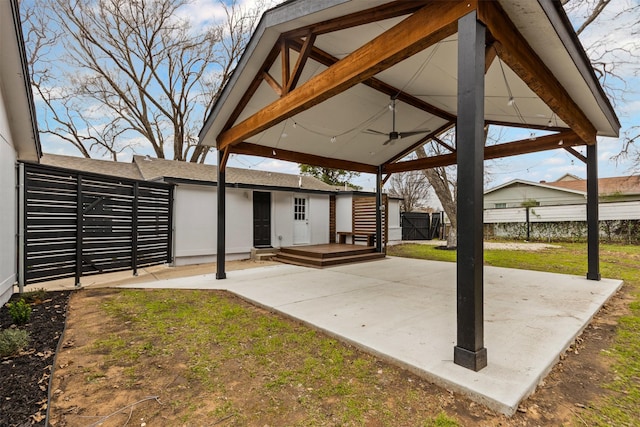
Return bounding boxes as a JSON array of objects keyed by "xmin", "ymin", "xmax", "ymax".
[
  {"xmin": 75, "ymin": 175, "xmax": 83, "ymax": 287},
  {"xmin": 132, "ymin": 182, "xmax": 139, "ymax": 276}
]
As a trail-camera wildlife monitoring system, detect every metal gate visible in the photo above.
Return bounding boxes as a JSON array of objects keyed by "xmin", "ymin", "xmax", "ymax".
[
  {"xmin": 21, "ymin": 163, "xmax": 173, "ymax": 285},
  {"xmin": 401, "ymin": 212, "xmax": 431, "ymax": 240}
]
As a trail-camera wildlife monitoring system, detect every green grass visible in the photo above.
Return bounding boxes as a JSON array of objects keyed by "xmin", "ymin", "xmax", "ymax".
[
  {"xmin": 388, "ymin": 241, "xmax": 640, "ymax": 425},
  {"xmin": 97, "ymin": 289, "xmax": 460, "ymax": 425}
]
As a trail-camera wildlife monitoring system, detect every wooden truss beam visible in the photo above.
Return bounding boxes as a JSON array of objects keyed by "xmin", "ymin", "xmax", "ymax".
[
  {"xmin": 285, "ymin": 32, "xmax": 316, "ymax": 94},
  {"xmin": 384, "ymin": 131, "xmax": 583, "ymax": 173},
  {"xmin": 477, "ymin": 2, "xmax": 597, "ymax": 145},
  {"xmin": 216, "ymin": 1, "xmax": 471, "ymax": 151},
  {"xmin": 287, "ymin": 38, "xmax": 456, "ymax": 122},
  {"xmin": 230, "ymin": 142, "xmax": 378, "ymax": 174}
]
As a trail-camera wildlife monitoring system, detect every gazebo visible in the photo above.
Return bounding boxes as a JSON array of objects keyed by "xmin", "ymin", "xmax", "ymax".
[{"xmin": 199, "ymin": 0, "xmax": 620, "ymax": 371}]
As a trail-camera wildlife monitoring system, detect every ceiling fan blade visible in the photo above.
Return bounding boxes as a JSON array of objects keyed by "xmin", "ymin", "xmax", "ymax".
[
  {"xmin": 382, "ymin": 138, "xmax": 393, "ymax": 146},
  {"xmin": 363, "ymin": 129, "xmax": 387, "ymax": 136},
  {"xmin": 398, "ymin": 129, "xmax": 431, "ymax": 138}
]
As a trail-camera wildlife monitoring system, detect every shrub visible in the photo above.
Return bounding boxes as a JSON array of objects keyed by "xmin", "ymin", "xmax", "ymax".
[
  {"xmin": 0, "ymin": 329, "xmax": 30, "ymax": 357},
  {"xmin": 6, "ymin": 299, "xmax": 31, "ymax": 325}
]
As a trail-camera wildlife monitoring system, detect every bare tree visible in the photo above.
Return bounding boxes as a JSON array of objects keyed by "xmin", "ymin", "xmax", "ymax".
[
  {"xmin": 22, "ymin": 0, "xmax": 266, "ymax": 162},
  {"xmin": 388, "ymin": 169, "xmax": 432, "ymax": 213},
  {"xmin": 414, "ymin": 130, "xmax": 458, "ymax": 248}
]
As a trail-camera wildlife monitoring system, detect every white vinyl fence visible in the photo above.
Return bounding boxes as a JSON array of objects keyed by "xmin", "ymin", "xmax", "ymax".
[{"xmin": 484, "ymin": 201, "xmax": 640, "ymax": 243}]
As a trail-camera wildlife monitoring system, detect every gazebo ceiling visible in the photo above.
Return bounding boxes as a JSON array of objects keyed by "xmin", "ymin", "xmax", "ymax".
[{"xmin": 199, "ymin": 0, "xmax": 619, "ymax": 173}]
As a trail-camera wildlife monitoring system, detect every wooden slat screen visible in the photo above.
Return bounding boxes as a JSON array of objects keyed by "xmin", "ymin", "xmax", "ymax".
[
  {"xmin": 352, "ymin": 195, "xmax": 388, "ymax": 244},
  {"xmin": 23, "ymin": 163, "xmax": 173, "ymax": 285}
]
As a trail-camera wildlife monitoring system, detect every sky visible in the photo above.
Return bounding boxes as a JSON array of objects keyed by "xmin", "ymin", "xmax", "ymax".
[{"xmin": 34, "ymin": 0, "xmax": 640, "ymax": 199}]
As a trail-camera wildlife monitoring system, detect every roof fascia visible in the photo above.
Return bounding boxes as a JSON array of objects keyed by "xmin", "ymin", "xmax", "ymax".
[
  {"xmin": 6, "ymin": 0, "xmax": 42, "ymax": 160},
  {"xmin": 537, "ymin": 0, "xmax": 620, "ymax": 136},
  {"xmin": 478, "ymin": 1, "xmax": 597, "ymax": 145}
]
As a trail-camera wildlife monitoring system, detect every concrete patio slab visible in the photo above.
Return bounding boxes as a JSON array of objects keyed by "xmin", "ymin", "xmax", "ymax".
[{"xmin": 118, "ymin": 257, "xmax": 622, "ymax": 415}]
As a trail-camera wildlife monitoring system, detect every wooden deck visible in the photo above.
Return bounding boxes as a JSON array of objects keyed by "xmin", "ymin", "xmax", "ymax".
[{"xmin": 273, "ymin": 244, "xmax": 385, "ymax": 268}]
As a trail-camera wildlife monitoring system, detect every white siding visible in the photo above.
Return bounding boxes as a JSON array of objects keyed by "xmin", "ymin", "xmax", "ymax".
[
  {"xmin": 173, "ymin": 185, "xmax": 253, "ymax": 266},
  {"xmin": 173, "ymin": 185, "xmax": 332, "ymax": 265},
  {"xmin": 273, "ymin": 191, "xmax": 293, "ymax": 247},
  {"xmin": 485, "ymin": 201, "xmax": 640, "ymax": 223},
  {"xmin": 335, "ymin": 194, "xmax": 353, "ymax": 233},
  {"xmin": 0, "ymin": 85, "xmax": 17, "ymax": 305},
  {"xmin": 484, "ymin": 184, "xmax": 585, "ymax": 209},
  {"xmin": 308, "ymin": 194, "xmax": 330, "ymax": 245},
  {"xmin": 388, "ymin": 198, "xmax": 401, "ymax": 241}
]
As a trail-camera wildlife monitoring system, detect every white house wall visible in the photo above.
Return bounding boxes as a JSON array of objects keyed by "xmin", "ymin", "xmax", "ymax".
[
  {"xmin": 484, "ymin": 184, "xmax": 586, "ymax": 209},
  {"xmin": 308, "ymin": 194, "xmax": 329, "ymax": 244},
  {"xmin": 174, "ymin": 185, "xmax": 331, "ymax": 265},
  {"xmin": 0, "ymin": 85, "xmax": 18, "ymax": 305},
  {"xmin": 272, "ymin": 191, "xmax": 293, "ymax": 246},
  {"xmin": 387, "ymin": 198, "xmax": 401, "ymax": 241},
  {"xmin": 335, "ymin": 195, "xmax": 353, "ymax": 234}
]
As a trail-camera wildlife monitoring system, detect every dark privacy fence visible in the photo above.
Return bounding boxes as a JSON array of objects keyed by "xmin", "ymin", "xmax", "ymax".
[
  {"xmin": 22, "ymin": 163, "xmax": 173, "ymax": 285},
  {"xmin": 401, "ymin": 212, "xmax": 442, "ymax": 240}
]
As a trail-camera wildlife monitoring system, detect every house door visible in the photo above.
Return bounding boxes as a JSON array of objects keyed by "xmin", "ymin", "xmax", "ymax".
[
  {"xmin": 293, "ymin": 195, "xmax": 310, "ymax": 245},
  {"xmin": 253, "ymin": 192, "xmax": 271, "ymax": 247}
]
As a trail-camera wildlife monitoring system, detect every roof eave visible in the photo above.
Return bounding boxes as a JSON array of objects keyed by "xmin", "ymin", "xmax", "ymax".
[
  {"xmin": 538, "ymin": 0, "xmax": 620, "ymax": 137},
  {"xmin": 2, "ymin": 0, "xmax": 42, "ymax": 161}
]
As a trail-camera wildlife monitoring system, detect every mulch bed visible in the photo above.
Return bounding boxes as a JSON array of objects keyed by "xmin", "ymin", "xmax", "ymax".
[{"xmin": 0, "ymin": 291, "xmax": 71, "ymax": 427}]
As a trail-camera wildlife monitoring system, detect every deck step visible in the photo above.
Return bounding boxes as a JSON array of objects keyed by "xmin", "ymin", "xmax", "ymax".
[
  {"xmin": 279, "ymin": 246, "xmax": 375, "ymax": 259},
  {"xmin": 274, "ymin": 251, "xmax": 385, "ymax": 268}
]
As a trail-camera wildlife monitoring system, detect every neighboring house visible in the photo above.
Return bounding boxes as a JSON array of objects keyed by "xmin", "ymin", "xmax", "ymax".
[
  {"xmin": 40, "ymin": 154, "xmax": 401, "ymax": 265},
  {"xmin": 0, "ymin": 0, "xmax": 42, "ymax": 305},
  {"xmin": 484, "ymin": 175, "xmax": 640, "ymax": 209},
  {"xmin": 484, "ymin": 175, "xmax": 640, "ymax": 242}
]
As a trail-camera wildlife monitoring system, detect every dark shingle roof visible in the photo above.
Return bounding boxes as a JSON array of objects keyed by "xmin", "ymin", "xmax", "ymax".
[
  {"xmin": 40, "ymin": 154, "xmax": 337, "ymax": 192},
  {"xmin": 41, "ymin": 154, "xmax": 144, "ymax": 180},
  {"xmin": 547, "ymin": 175, "xmax": 640, "ymax": 196},
  {"xmin": 133, "ymin": 155, "xmax": 336, "ymax": 191}
]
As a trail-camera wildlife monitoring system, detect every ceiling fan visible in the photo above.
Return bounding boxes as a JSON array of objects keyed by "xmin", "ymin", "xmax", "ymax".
[{"xmin": 364, "ymin": 97, "xmax": 431, "ymax": 145}]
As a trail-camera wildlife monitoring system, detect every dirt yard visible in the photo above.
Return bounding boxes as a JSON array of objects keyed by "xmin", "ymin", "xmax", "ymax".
[{"xmin": 42, "ymin": 284, "xmax": 630, "ymax": 426}]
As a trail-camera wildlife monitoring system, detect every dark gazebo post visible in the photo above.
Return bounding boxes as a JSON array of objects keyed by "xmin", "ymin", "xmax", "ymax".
[
  {"xmin": 453, "ymin": 10, "xmax": 487, "ymax": 371},
  {"xmin": 376, "ymin": 165, "xmax": 383, "ymax": 253},
  {"xmin": 216, "ymin": 148, "xmax": 227, "ymax": 280},
  {"xmin": 586, "ymin": 143, "xmax": 601, "ymax": 280}
]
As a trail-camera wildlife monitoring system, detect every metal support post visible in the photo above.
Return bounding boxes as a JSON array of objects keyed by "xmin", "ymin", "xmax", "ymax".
[
  {"xmin": 216, "ymin": 149, "xmax": 227, "ymax": 280},
  {"xmin": 376, "ymin": 166, "xmax": 383, "ymax": 253},
  {"xmin": 586, "ymin": 143, "xmax": 601, "ymax": 280},
  {"xmin": 453, "ymin": 11, "xmax": 487, "ymax": 371}
]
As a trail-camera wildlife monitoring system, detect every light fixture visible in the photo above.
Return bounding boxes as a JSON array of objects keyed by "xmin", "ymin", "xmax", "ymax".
[
  {"xmin": 292, "ymin": 122, "xmax": 297, "ymax": 129},
  {"xmin": 330, "ymin": 136, "xmax": 336, "ymax": 143},
  {"xmin": 281, "ymin": 132, "xmax": 288, "ymax": 138},
  {"xmin": 558, "ymin": 139, "xmax": 564, "ymax": 146},
  {"xmin": 507, "ymin": 96, "xmax": 515, "ymax": 107},
  {"xmin": 272, "ymin": 149, "xmax": 276, "ymax": 156}
]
